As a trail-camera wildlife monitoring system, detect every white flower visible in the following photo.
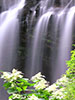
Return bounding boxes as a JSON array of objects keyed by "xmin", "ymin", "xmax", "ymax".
[
  {"xmin": 31, "ymin": 72, "xmax": 45, "ymax": 82},
  {"xmin": 28, "ymin": 94, "xmax": 40, "ymax": 100},
  {"xmin": 34, "ymin": 79, "xmax": 48, "ymax": 90},
  {"xmin": 31, "ymin": 72, "xmax": 48, "ymax": 90},
  {"xmin": 9, "ymin": 99, "xmax": 12, "ymax": 100},
  {"xmin": 46, "ymin": 83, "xmax": 58, "ymax": 92},
  {"xmin": 10, "ymin": 69, "xmax": 23, "ymax": 82},
  {"xmin": 12, "ymin": 69, "xmax": 22, "ymax": 75},
  {"xmin": 1, "ymin": 69, "xmax": 23, "ymax": 82},
  {"xmin": 13, "ymin": 94, "xmax": 21, "ymax": 99},
  {"xmin": 11, "ymin": 83, "xmax": 15, "ymax": 87},
  {"xmin": 52, "ymin": 88, "xmax": 65, "ymax": 99},
  {"xmin": 11, "ymin": 94, "xmax": 26, "ymax": 99},
  {"xmin": 1, "ymin": 72, "xmax": 11, "ymax": 81},
  {"xmin": 56, "ymin": 76, "xmax": 69, "ymax": 85}
]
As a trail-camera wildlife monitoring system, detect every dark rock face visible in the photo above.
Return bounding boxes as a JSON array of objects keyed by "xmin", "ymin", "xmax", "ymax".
[
  {"xmin": 16, "ymin": 0, "xmax": 56, "ymax": 79},
  {"xmin": 54, "ymin": 0, "xmax": 61, "ymax": 7},
  {"xmin": 16, "ymin": 0, "xmax": 40, "ymax": 72}
]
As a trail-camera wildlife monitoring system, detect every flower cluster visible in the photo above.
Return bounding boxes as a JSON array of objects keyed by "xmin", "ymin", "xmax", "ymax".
[
  {"xmin": 28, "ymin": 94, "xmax": 40, "ymax": 100},
  {"xmin": 52, "ymin": 88, "xmax": 65, "ymax": 99},
  {"xmin": 9, "ymin": 94, "xmax": 26, "ymax": 100},
  {"xmin": 56, "ymin": 75, "xmax": 69, "ymax": 85},
  {"xmin": 1, "ymin": 69, "xmax": 23, "ymax": 82},
  {"xmin": 46, "ymin": 83, "xmax": 58, "ymax": 92},
  {"xmin": 0, "ymin": 66, "xmax": 75, "ymax": 100},
  {"xmin": 31, "ymin": 72, "xmax": 49, "ymax": 90},
  {"xmin": 34, "ymin": 78, "xmax": 48, "ymax": 90},
  {"xmin": 31, "ymin": 72, "xmax": 45, "ymax": 82},
  {"xmin": 45, "ymin": 76, "xmax": 69, "ymax": 99}
]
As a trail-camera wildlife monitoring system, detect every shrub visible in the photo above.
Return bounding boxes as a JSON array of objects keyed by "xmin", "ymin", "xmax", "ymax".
[{"xmin": 0, "ymin": 49, "xmax": 75, "ymax": 100}]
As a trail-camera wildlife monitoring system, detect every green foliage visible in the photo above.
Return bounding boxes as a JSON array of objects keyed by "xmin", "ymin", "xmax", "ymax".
[
  {"xmin": 63, "ymin": 80, "xmax": 75, "ymax": 100},
  {"xmin": 63, "ymin": 49, "xmax": 75, "ymax": 100},
  {"xmin": 0, "ymin": 49, "xmax": 75, "ymax": 100},
  {"xmin": 0, "ymin": 70, "xmax": 51, "ymax": 100},
  {"xmin": 66, "ymin": 50, "xmax": 75, "ymax": 78}
]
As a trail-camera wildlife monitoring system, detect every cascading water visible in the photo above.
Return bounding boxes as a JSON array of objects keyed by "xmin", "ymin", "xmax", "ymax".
[
  {"xmin": 0, "ymin": 0, "xmax": 75, "ymax": 99},
  {"xmin": 0, "ymin": 0, "xmax": 25, "ymax": 71},
  {"xmin": 30, "ymin": 10, "xmax": 54, "ymax": 76},
  {"xmin": 25, "ymin": 0, "xmax": 75, "ymax": 83},
  {"xmin": 0, "ymin": 0, "xmax": 25, "ymax": 99},
  {"xmin": 52, "ymin": 6, "xmax": 75, "ymax": 82},
  {"xmin": 25, "ymin": 0, "xmax": 56, "ymax": 78}
]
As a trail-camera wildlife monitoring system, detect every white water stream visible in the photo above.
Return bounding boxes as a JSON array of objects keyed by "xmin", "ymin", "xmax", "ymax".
[
  {"xmin": 0, "ymin": 0, "xmax": 25, "ymax": 99},
  {"xmin": 26, "ymin": 0, "xmax": 75, "ymax": 83}
]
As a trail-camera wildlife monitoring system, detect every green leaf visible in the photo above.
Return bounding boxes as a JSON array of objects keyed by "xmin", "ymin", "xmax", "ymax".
[
  {"xmin": 9, "ymin": 95, "xmax": 13, "ymax": 99},
  {"xmin": 7, "ymin": 87, "xmax": 17, "ymax": 94},
  {"xmin": 22, "ymin": 86, "xmax": 27, "ymax": 90},
  {"xmin": 16, "ymin": 87, "xmax": 22, "ymax": 92},
  {"xmin": 17, "ymin": 78, "xmax": 28, "ymax": 83},
  {"xmin": 3, "ymin": 82, "xmax": 11, "ymax": 89}
]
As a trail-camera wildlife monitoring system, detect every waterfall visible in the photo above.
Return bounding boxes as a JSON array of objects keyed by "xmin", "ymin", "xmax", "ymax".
[
  {"xmin": 2, "ymin": 0, "xmax": 20, "ymax": 10},
  {"xmin": 0, "ymin": 0, "xmax": 25, "ymax": 71},
  {"xmin": 30, "ymin": 10, "xmax": 54, "ymax": 77},
  {"xmin": 0, "ymin": 0, "xmax": 25, "ymax": 99},
  {"xmin": 25, "ymin": 0, "xmax": 75, "ymax": 83},
  {"xmin": 0, "ymin": 0, "xmax": 75, "ymax": 99},
  {"xmin": 54, "ymin": 6, "xmax": 75, "ymax": 81}
]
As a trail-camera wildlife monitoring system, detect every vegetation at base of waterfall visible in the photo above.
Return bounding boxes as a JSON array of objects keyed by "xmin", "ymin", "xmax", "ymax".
[{"xmin": 0, "ymin": 49, "xmax": 75, "ymax": 100}]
